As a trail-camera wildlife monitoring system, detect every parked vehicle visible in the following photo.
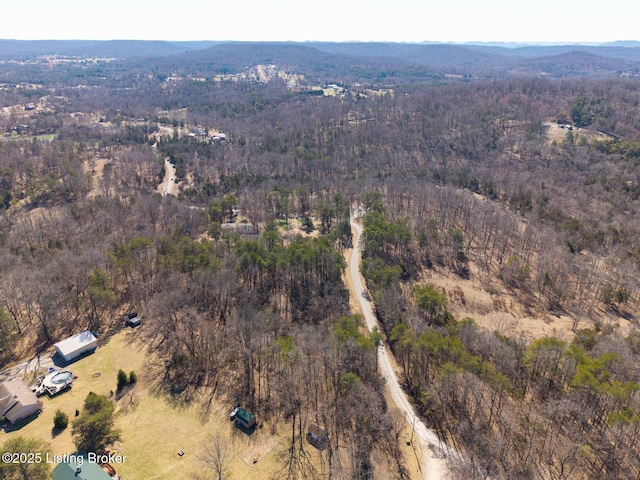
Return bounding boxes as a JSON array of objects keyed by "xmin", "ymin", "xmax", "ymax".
[{"xmin": 229, "ymin": 404, "xmax": 240, "ymax": 420}]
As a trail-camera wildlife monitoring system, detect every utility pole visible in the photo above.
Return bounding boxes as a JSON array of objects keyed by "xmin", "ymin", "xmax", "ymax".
[{"xmin": 410, "ymin": 415, "xmax": 415, "ymax": 445}]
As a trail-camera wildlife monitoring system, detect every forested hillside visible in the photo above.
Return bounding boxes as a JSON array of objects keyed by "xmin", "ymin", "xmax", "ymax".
[{"xmin": 2, "ymin": 41, "xmax": 640, "ymax": 479}]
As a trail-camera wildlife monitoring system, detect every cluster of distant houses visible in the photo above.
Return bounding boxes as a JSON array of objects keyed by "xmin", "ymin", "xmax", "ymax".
[{"xmin": 187, "ymin": 126, "xmax": 226, "ymax": 142}]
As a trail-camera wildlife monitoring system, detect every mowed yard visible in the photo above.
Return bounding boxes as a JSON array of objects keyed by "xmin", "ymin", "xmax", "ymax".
[{"xmin": 1, "ymin": 330, "xmax": 296, "ymax": 480}]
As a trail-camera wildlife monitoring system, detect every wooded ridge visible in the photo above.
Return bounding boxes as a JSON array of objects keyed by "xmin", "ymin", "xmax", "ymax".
[{"xmin": 2, "ymin": 40, "xmax": 640, "ymax": 479}]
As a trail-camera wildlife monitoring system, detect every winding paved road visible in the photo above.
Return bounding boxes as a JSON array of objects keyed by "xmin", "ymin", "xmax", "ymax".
[
  {"xmin": 348, "ymin": 218, "xmax": 449, "ymax": 480},
  {"xmin": 159, "ymin": 158, "xmax": 177, "ymax": 197}
]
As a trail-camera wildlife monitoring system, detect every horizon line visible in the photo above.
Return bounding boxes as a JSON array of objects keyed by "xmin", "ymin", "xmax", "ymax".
[{"xmin": 1, "ymin": 38, "xmax": 639, "ymax": 46}]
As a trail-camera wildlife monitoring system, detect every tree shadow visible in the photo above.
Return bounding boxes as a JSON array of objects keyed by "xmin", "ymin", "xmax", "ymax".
[
  {"xmin": 51, "ymin": 426, "xmax": 67, "ymax": 438},
  {"xmin": 115, "ymin": 383, "xmax": 135, "ymax": 402},
  {"xmin": 146, "ymin": 360, "xmax": 198, "ymax": 410},
  {"xmin": 619, "ymin": 310, "xmax": 635, "ymax": 321},
  {"xmin": 196, "ymin": 388, "xmax": 221, "ymax": 425},
  {"xmin": 234, "ymin": 422, "xmax": 257, "ymax": 436},
  {"xmin": 143, "ymin": 348, "xmax": 232, "ymax": 422}
]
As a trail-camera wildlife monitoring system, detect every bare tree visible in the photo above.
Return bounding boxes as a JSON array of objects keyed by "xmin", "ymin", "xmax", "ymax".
[{"xmin": 197, "ymin": 434, "xmax": 232, "ymax": 480}]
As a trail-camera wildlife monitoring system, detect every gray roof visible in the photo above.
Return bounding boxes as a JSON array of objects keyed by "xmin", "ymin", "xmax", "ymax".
[
  {"xmin": 54, "ymin": 331, "xmax": 97, "ymax": 358},
  {"xmin": 0, "ymin": 378, "xmax": 41, "ymax": 424}
]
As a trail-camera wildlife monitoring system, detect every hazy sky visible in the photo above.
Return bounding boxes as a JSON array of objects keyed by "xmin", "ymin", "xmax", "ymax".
[{"xmin": 3, "ymin": 0, "xmax": 638, "ymax": 43}]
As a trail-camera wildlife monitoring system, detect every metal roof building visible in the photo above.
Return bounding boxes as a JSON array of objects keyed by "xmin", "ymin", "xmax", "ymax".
[
  {"xmin": 235, "ymin": 407, "xmax": 256, "ymax": 429},
  {"xmin": 54, "ymin": 331, "xmax": 98, "ymax": 363}
]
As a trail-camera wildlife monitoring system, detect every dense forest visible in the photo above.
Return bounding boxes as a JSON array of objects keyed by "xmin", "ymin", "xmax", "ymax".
[{"xmin": 3, "ymin": 41, "xmax": 640, "ymax": 479}]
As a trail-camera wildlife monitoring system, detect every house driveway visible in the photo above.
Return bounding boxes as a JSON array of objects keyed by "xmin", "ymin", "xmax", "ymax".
[{"xmin": 0, "ymin": 354, "xmax": 55, "ymax": 382}]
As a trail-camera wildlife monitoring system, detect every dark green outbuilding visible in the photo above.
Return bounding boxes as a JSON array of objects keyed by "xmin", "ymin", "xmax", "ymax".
[{"xmin": 234, "ymin": 407, "xmax": 256, "ymax": 429}]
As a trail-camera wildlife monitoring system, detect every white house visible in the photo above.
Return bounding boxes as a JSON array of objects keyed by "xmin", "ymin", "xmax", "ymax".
[{"xmin": 54, "ymin": 331, "xmax": 98, "ymax": 363}]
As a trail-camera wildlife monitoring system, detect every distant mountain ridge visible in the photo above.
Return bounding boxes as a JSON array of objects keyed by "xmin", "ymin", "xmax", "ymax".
[
  {"xmin": 1, "ymin": 39, "xmax": 639, "ymax": 80},
  {"xmin": 600, "ymin": 40, "xmax": 640, "ymax": 47},
  {"xmin": 0, "ymin": 39, "xmax": 221, "ymax": 58},
  {"xmin": 2, "ymin": 39, "xmax": 640, "ymax": 59}
]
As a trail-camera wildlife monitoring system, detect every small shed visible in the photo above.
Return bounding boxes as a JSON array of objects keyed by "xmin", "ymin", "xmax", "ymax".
[
  {"xmin": 235, "ymin": 408, "xmax": 256, "ymax": 429},
  {"xmin": 0, "ymin": 378, "xmax": 41, "ymax": 424},
  {"xmin": 54, "ymin": 331, "xmax": 97, "ymax": 363},
  {"xmin": 307, "ymin": 424, "xmax": 329, "ymax": 450}
]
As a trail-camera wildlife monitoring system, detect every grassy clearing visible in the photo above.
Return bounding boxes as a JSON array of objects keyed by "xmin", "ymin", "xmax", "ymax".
[
  {"xmin": 544, "ymin": 122, "xmax": 608, "ymax": 145},
  {"xmin": 0, "ymin": 133, "xmax": 58, "ymax": 142},
  {"xmin": 0, "ymin": 330, "xmax": 293, "ymax": 480}
]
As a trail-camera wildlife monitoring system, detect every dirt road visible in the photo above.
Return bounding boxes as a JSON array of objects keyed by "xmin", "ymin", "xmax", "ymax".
[{"xmin": 348, "ymin": 218, "xmax": 449, "ymax": 480}]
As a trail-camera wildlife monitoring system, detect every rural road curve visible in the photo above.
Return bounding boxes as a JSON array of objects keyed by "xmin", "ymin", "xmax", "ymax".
[
  {"xmin": 349, "ymin": 217, "xmax": 449, "ymax": 480},
  {"xmin": 159, "ymin": 158, "xmax": 177, "ymax": 196}
]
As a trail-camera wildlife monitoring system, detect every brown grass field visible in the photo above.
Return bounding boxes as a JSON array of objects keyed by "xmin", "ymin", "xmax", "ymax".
[
  {"xmin": 544, "ymin": 121, "xmax": 609, "ymax": 145},
  {"xmin": 0, "ymin": 331, "xmax": 296, "ymax": 480}
]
